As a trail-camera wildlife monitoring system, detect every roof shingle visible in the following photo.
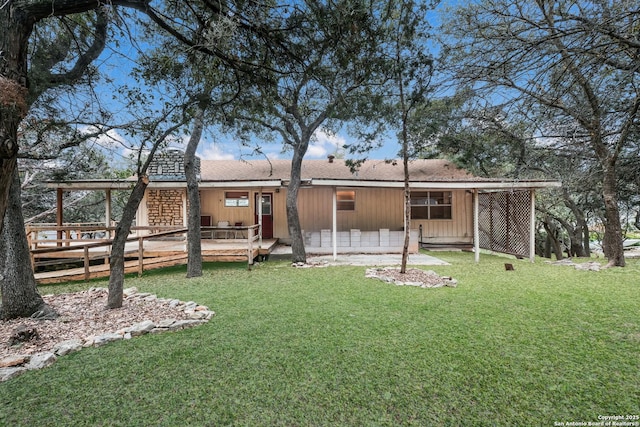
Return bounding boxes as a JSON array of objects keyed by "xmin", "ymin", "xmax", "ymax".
[{"xmin": 200, "ymin": 159, "xmax": 477, "ymax": 182}]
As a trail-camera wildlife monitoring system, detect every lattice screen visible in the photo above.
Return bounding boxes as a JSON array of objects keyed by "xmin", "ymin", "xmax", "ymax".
[{"xmin": 478, "ymin": 191, "xmax": 531, "ymax": 258}]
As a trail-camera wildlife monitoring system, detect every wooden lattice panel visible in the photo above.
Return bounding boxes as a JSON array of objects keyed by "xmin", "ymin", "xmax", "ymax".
[{"xmin": 478, "ymin": 191, "xmax": 531, "ymax": 258}]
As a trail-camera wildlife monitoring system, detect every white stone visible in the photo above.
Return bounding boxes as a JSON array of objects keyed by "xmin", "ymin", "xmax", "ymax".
[
  {"xmin": 0, "ymin": 367, "xmax": 26, "ymax": 382},
  {"xmin": 128, "ymin": 320, "xmax": 156, "ymax": 336},
  {"xmin": 123, "ymin": 287, "xmax": 139, "ymax": 297},
  {"xmin": 26, "ymin": 352, "xmax": 57, "ymax": 370},
  {"xmin": 53, "ymin": 339, "xmax": 83, "ymax": 356},
  {"xmin": 157, "ymin": 319, "xmax": 176, "ymax": 328},
  {"xmin": 169, "ymin": 320, "xmax": 205, "ymax": 331},
  {"xmin": 93, "ymin": 333, "xmax": 123, "ymax": 347},
  {"xmin": 188, "ymin": 311, "xmax": 208, "ymax": 320}
]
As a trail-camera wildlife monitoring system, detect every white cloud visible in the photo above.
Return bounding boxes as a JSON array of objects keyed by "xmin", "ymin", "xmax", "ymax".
[
  {"xmin": 198, "ymin": 143, "xmax": 235, "ymax": 160},
  {"xmin": 306, "ymin": 128, "xmax": 346, "ymax": 159},
  {"xmin": 315, "ymin": 128, "xmax": 346, "ymax": 150},
  {"xmin": 307, "ymin": 143, "xmax": 328, "ymax": 158},
  {"xmin": 79, "ymin": 125, "xmax": 129, "ymax": 149}
]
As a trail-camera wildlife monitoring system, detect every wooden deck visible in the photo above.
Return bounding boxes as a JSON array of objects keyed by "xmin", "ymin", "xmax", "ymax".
[{"xmin": 30, "ymin": 227, "xmax": 278, "ymax": 284}]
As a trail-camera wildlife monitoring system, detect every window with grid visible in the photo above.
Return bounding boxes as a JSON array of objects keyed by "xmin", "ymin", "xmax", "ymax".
[
  {"xmin": 410, "ymin": 191, "xmax": 452, "ymax": 219},
  {"xmin": 337, "ymin": 190, "xmax": 355, "ymax": 211},
  {"xmin": 225, "ymin": 191, "xmax": 249, "ymax": 207}
]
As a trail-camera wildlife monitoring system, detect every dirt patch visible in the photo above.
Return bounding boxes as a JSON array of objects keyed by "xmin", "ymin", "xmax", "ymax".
[{"xmin": 0, "ymin": 288, "xmax": 195, "ymax": 360}]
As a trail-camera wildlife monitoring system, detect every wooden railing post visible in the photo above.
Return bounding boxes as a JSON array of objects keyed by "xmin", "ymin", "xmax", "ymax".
[
  {"xmin": 84, "ymin": 245, "xmax": 90, "ymax": 281},
  {"xmin": 247, "ymin": 226, "xmax": 254, "ymax": 270},
  {"xmin": 138, "ymin": 236, "xmax": 144, "ymax": 277}
]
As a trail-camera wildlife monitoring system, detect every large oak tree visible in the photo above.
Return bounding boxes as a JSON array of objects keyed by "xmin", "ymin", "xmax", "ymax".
[{"xmin": 440, "ymin": 0, "xmax": 640, "ymax": 267}]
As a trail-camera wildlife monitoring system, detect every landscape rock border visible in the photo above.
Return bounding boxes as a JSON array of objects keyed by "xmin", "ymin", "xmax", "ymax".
[
  {"xmin": 545, "ymin": 258, "xmax": 603, "ymax": 271},
  {"xmin": 0, "ymin": 287, "xmax": 215, "ymax": 382},
  {"xmin": 366, "ymin": 267, "xmax": 458, "ymax": 288}
]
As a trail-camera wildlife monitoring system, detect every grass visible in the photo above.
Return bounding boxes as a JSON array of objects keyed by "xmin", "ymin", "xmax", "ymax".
[{"xmin": 2, "ymin": 252, "xmax": 639, "ymax": 426}]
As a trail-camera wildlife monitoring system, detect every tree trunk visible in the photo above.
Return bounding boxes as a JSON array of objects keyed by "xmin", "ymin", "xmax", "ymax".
[
  {"xmin": 542, "ymin": 218, "xmax": 564, "ymax": 261},
  {"xmin": 401, "ymin": 160, "xmax": 410, "ymax": 274},
  {"xmin": 288, "ymin": 148, "xmax": 306, "ymax": 264},
  {"xmin": 601, "ymin": 165, "xmax": 625, "ymax": 267},
  {"xmin": 543, "ymin": 234, "xmax": 552, "ymax": 259},
  {"xmin": 561, "ymin": 189, "xmax": 590, "ymax": 257},
  {"xmin": 0, "ymin": 168, "xmax": 56, "ymax": 320},
  {"xmin": 0, "ymin": 5, "xmax": 32, "ymax": 237},
  {"xmin": 107, "ymin": 176, "xmax": 149, "ymax": 308},
  {"xmin": 185, "ymin": 106, "xmax": 205, "ymax": 278},
  {"xmin": 0, "ymin": 158, "xmax": 18, "ymax": 237}
]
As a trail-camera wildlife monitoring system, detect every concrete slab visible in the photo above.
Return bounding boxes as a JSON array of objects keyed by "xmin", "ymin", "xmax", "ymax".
[
  {"xmin": 307, "ymin": 253, "xmax": 450, "ymax": 266},
  {"xmin": 270, "ymin": 245, "xmax": 450, "ymax": 266}
]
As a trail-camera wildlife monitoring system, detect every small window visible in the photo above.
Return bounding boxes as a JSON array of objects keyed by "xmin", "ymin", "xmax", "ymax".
[
  {"xmin": 225, "ymin": 191, "xmax": 249, "ymax": 207},
  {"xmin": 337, "ymin": 190, "xmax": 355, "ymax": 211},
  {"xmin": 410, "ymin": 191, "xmax": 452, "ymax": 219}
]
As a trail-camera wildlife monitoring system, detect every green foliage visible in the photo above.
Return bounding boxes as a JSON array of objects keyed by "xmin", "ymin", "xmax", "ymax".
[{"xmin": 3, "ymin": 253, "xmax": 639, "ymax": 425}]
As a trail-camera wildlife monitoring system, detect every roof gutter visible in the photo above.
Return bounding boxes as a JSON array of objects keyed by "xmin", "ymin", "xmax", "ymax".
[{"xmin": 310, "ymin": 179, "xmax": 562, "ymax": 190}]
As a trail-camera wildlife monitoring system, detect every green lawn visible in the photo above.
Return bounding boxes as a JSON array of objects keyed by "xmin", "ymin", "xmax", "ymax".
[{"xmin": 2, "ymin": 252, "xmax": 639, "ymax": 426}]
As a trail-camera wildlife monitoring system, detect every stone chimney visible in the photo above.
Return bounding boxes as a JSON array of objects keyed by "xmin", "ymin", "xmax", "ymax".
[{"xmin": 148, "ymin": 149, "xmax": 200, "ymax": 180}]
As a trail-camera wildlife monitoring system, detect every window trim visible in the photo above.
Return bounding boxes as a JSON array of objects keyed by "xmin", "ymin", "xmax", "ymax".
[
  {"xmin": 410, "ymin": 191, "xmax": 453, "ymax": 220},
  {"xmin": 224, "ymin": 191, "xmax": 250, "ymax": 207},
  {"xmin": 336, "ymin": 190, "xmax": 356, "ymax": 211}
]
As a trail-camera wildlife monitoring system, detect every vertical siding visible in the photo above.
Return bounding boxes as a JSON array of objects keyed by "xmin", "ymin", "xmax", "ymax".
[
  {"xmin": 297, "ymin": 187, "xmax": 405, "ymax": 232},
  {"xmin": 181, "ymin": 186, "xmax": 473, "ymax": 243},
  {"xmin": 412, "ymin": 189, "xmax": 473, "ymax": 243},
  {"xmin": 199, "ymin": 189, "xmax": 255, "ymax": 226},
  {"xmin": 271, "ymin": 189, "xmax": 288, "ymax": 238}
]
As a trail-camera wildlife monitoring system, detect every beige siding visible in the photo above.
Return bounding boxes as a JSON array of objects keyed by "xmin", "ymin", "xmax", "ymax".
[
  {"xmin": 271, "ymin": 189, "xmax": 288, "ymax": 238},
  {"xmin": 297, "ymin": 187, "xmax": 406, "ymax": 232},
  {"xmin": 412, "ymin": 189, "xmax": 473, "ymax": 244},
  {"xmin": 199, "ymin": 189, "xmax": 255, "ymax": 226},
  {"xmin": 160, "ymin": 186, "xmax": 473, "ymax": 243}
]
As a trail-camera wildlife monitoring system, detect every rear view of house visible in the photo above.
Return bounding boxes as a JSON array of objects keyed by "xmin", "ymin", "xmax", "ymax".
[{"xmin": 132, "ymin": 150, "xmax": 560, "ymax": 260}]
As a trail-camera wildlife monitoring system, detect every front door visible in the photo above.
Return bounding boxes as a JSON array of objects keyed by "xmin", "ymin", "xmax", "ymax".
[{"xmin": 255, "ymin": 193, "xmax": 273, "ymax": 239}]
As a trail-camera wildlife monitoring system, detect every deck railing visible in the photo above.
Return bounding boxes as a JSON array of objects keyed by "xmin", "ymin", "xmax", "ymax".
[{"xmin": 27, "ymin": 224, "xmax": 262, "ymax": 282}]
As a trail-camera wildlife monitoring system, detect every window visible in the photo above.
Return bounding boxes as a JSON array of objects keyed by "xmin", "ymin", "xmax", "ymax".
[
  {"xmin": 410, "ymin": 191, "xmax": 452, "ymax": 219},
  {"xmin": 337, "ymin": 190, "xmax": 355, "ymax": 211},
  {"xmin": 225, "ymin": 191, "xmax": 249, "ymax": 207}
]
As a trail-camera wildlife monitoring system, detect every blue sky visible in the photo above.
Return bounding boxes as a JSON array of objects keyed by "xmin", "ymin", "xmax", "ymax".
[{"xmin": 80, "ymin": 3, "xmax": 441, "ymax": 164}]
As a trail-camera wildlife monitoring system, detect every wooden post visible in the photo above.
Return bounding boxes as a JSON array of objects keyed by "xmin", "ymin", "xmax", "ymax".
[
  {"xmin": 138, "ymin": 236, "xmax": 144, "ymax": 277},
  {"xmin": 332, "ymin": 187, "xmax": 337, "ymax": 261},
  {"xmin": 247, "ymin": 226, "xmax": 254, "ymax": 270},
  {"xmin": 529, "ymin": 189, "xmax": 536, "ymax": 263},
  {"xmin": 84, "ymin": 245, "xmax": 90, "ymax": 281},
  {"xmin": 474, "ymin": 189, "xmax": 480, "ymax": 263},
  {"xmin": 105, "ymin": 189, "xmax": 112, "ymax": 238},
  {"xmin": 56, "ymin": 188, "xmax": 63, "ymax": 247},
  {"xmin": 258, "ymin": 189, "xmax": 263, "ymax": 249}
]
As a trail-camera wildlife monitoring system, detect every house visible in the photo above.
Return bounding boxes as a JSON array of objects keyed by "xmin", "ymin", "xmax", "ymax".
[{"xmin": 45, "ymin": 150, "xmax": 560, "ymax": 262}]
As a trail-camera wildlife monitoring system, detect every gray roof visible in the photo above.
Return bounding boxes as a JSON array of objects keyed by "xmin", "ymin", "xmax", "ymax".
[
  {"xmin": 200, "ymin": 159, "xmax": 478, "ymax": 182},
  {"xmin": 47, "ymin": 158, "xmax": 561, "ymax": 190}
]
